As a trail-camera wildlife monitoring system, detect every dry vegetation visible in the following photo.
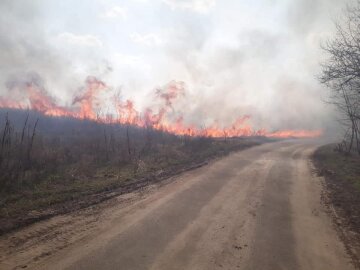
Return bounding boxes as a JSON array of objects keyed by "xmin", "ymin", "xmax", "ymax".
[
  {"xmin": 320, "ymin": 3, "xmax": 360, "ymax": 154},
  {"xmin": 313, "ymin": 144, "xmax": 360, "ymax": 262},
  {"xmin": 311, "ymin": 5, "xmax": 360, "ymax": 260},
  {"xmin": 0, "ymin": 109, "xmax": 269, "ymax": 234}
]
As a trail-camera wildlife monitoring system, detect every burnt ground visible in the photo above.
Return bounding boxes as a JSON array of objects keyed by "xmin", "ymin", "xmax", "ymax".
[{"xmin": 313, "ymin": 144, "xmax": 360, "ymax": 268}]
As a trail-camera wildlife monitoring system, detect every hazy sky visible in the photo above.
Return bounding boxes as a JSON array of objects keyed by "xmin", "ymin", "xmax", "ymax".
[{"xmin": 0, "ymin": 0, "xmax": 355, "ymax": 132}]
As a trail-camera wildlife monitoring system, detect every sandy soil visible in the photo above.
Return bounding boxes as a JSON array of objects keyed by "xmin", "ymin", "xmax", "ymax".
[{"xmin": 0, "ymin": 140, "xmax": 356, "ymax": 270}]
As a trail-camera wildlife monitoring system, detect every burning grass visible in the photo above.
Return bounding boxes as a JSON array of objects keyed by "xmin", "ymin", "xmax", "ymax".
[
  {"xmin": 0, "ymin": 109, "xmax": 272, "ymax": 234},
  {"xmin": 0, "ymin": 75, "xmax": 322, "ymax": 139}
]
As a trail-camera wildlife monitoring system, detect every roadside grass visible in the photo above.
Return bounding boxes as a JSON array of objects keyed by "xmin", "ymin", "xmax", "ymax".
[
  {"xmin": 313, "ymin": 143, "xmax": 360, "ymax": 266},
  {"xmin": 0, "ymin": 137, "xmax": 266, "ymax": 234},
  {"xmin": 314, "ymin": 144, "xmax": 360, "ymax": 192}
]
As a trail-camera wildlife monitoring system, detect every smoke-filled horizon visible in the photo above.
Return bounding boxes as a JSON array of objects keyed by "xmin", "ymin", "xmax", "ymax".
[{"xmin": 0, "ymin": 0, "xmax": 355, "ymax": 136}]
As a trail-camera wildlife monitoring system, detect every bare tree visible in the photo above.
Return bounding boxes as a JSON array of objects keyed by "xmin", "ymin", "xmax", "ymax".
[{"xmin": 320, "ymin": 3, "xmax": 360, "ymax": 154}]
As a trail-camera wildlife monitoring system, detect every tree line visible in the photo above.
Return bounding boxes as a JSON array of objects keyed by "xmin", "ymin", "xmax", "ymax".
[{"xmin": 320, "ymin": 2, "xmax": 360, "ymax": 154}]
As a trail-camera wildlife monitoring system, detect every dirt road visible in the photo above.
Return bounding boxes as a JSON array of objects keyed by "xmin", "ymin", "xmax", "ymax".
[{"xmin": 0, "ymin": 140, "xmax": 356, "ymax": 269}]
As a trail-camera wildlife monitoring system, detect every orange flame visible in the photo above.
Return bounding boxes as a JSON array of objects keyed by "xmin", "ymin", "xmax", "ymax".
[
  {"xmin": 266, "ymin": 129, "xmax": 323, "ymax": 138},
  {"xmin": 72, "ymin": 76, "xmax": 107, "ymax": 119},
  {"xmin": 0, "ymin": 77, "xmax": 322, "ymax": 139}
]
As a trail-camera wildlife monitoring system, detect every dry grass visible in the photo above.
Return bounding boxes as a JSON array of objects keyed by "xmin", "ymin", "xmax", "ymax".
[
  {"xmin": 314, "ymin": 144, "xmax": 360, "ymax": 191},
  {"xmin": 0, "ymin": 109, "xmax": 270, "ymax": 234},
  {"xmin": 313, "ymin": 144, "xmax": 360, "ymax": 262}
]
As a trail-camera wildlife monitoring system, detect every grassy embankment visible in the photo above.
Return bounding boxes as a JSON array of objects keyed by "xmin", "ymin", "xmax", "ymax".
[
  {"xmin": 313, "ymin": 144, "xmax": 360, "ymax": 262},
  {"xmin": 0, "ymin": 109, "xmax": 269, "ymax": 234},
  {"xmin": 314, "ymin": 144, "xmax": 360, "ymax": 191}
]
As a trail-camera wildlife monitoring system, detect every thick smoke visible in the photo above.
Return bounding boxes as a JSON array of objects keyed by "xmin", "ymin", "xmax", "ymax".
[
  {"xmin": 0, "ymin": 0, "xmax": 107, "ymax": 104},
  {"xmin": 0, "ymin": 1, "xmax": 69, "ymax": 100},
  {"xmin": 158, "ymin": 0, "xmax": 356, "ymax": 133},
  {"xmin": 0, "ymin": 0, "xmax": 355, "ymax": 135}
]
